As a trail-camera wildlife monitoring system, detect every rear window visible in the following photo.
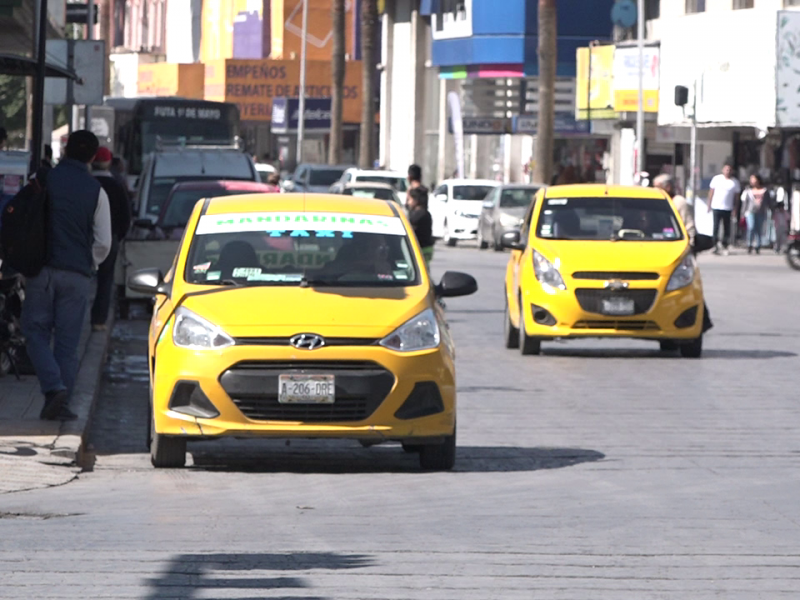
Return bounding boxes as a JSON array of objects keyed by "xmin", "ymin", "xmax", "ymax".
[
  {"xmin": 357, "ymin": 176, "xmax": 408, "ymax": 191},
  {"xmin": 309, "ymin": 168, "xmax": 347, "ymax": 186},
  {"xmin": 185, "ymin": 211, "xmax": 420, "ymax": 288},
  {"xmin": 146, "ymin": 177, "xmax": 248, "ymax": 216},
  {"xmin": 537, "ymin": 197, "xmax": 683, "ymax": 241},
  {"xmin": 500, "ymin": 188, "xmax": 538, "ymax": 208},
  {"xmin": 160, "ymin": 188, "xmax": 263, "ymax": 229},
  {"xmin": 343, "ymin": 187, "xmax": 398, "ymax": 201},
  {"xmin": 453, "ymin": 185, "xmax": 495, "ymax": 201}
]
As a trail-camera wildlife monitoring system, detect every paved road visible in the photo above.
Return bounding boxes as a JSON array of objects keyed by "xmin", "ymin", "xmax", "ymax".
[{"xmin": 1, "ymin": 245, "xmax": 799, "ymax": 599}]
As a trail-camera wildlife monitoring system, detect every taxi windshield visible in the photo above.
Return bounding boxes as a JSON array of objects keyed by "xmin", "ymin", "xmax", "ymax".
[
  {"xmin": 184, "ymin": 211, "xmax": 419, "ymax": 287},
  {"xmin": 537, "ymin": 196, "xmax": 684, "ymax": 242}
]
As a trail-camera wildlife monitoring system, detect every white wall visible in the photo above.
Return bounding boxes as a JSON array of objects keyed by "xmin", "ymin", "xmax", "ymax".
[{"xmin": 658, "ymin": 7, "xmax": 778, "ymax": 128}]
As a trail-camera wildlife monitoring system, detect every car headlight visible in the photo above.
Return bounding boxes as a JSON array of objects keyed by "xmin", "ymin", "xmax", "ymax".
[
  {"xmin": 666, "ymin": 253, "xmax": 696, "ymax": 292},
  {"xmin": 172, "ymin": 307, "xmax": 235, "ymax": 350},
  {"xmin": 499, "ymin": 212, "xmax": 523, "ymax": 227},
  {"xmin": 533, "ymin": 250, "xmax": 567, "ymax": 291},
  {"xmin": 380, "ymin": 308, "xmax": 440, "ymax": 352}
]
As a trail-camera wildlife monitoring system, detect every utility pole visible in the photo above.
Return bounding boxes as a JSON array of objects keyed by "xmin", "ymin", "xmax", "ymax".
[
  {"xmin": 635, "ymin": 0, "xmax": 645, "ymax": 180},
  {"xmin": 532, "ymin": 0, "xmax": 556, "ymax": 185},
  {"xmin": 84, "ymin": 0, "xmax": 95, "ymax": 132},
  {"xmin": 30, "ymin": 0, "xmax": 49, "ymax": 171},
  {"xmin": 689, "ymin": 80, "xmax": 697, "ymax": 203},
  {"xmin": 296, "ymin": 0, "xmax": 309, "ymax": 166}
]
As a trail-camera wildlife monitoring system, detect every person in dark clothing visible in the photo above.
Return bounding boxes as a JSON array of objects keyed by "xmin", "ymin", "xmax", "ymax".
[
  {"xmin": 90, "ymin": 146, "xmax": 131, "ymax": 330},
  {"xmin": 407, "ymin": 187, "xmax": 434, "ymax": 266},
  {"xmin": 41, "ymin": 144, "xmax": 53, "ymax": 169},
  {"xmin": 22, "ymin": 130, "xmax": 112, "ymax": 421}
]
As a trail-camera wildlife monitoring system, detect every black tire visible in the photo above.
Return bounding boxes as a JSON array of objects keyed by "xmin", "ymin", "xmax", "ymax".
[
  {"xmin": 786, "ymin": 244, "xmax": 800, "ymax": 270},
  {"xmin": 419, "ymin": 428, "xmax": 456, "ymax": 471},
  {"xmin": 519, "ymin": 303, "xmax": 541, "ymax": 356},
  {"xmin": 659, "ymin": 341, "xmax": 679, "ymax": 352},
  {"xmin": 679, "ymin": 336, "xmax": 703, "ymax": 358},
  {"xmin": 118, "ymin": 297, "xmax": 130, "ymax": 320},
  {"xmin": 402, "ymin": 443, "xmax": 422, "ymax": 454},
  {"xmin": 443, "ymin": 222, "xmax": 457, "ymax": 247},
  {"xmin": 477, "ymin": 228, "xmax": 488, "ymax": 250},
  {"xmin": 493, "ymin": 231, "xmax": 504, "ymax": 252},
  {"xmin": 504, "ymin": 298, "xmax": 520, "ymax": 349},
  {"xmin": 150, "ymin": 417, "xmax": 187, "ymax": 468}
]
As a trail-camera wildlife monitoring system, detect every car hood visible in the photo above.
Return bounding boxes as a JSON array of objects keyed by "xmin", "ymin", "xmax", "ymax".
[
  {"xmin": 533, "ymin": 239, "xmax": 688, "ymax": 274},
  {"xmin": 449, "ymin": 200, "xmax": 484, "ymax": 217},
  {"xmin": 181, "ymin": 285, "xmax": 431, "ymax": 338},
  {"xmin": 498, "ymin": 207, "xmax": 527, "ymax": 219}
]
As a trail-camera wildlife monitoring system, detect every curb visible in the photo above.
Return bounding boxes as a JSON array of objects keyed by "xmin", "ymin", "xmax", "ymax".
[{"xmin": 49, "ymin": 315, "xmax": 114, "ymax": 465}]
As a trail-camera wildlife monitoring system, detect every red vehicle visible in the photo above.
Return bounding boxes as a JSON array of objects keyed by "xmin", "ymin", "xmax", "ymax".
[{"xmin": 151, "ymin": 180, "xmax": 277, "ymax": 240}]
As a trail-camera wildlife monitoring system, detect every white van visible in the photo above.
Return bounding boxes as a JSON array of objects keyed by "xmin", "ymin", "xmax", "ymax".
[{"xmin": 134, "ymin": 147, "xmax": 258, "ymax": 223}]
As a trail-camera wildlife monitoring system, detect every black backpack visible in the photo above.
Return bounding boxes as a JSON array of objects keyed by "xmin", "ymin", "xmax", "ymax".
[{"xmin": 1, "ymin": 168, "xmax": 50, "ymax": 277}]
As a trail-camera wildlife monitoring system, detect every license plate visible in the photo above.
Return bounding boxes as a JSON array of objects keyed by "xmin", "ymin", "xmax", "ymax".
[
  {"xmin": 278, "ymin": 375, "xmax": 335, "ymax": 404},
  {"xmin": 602, "ymin": 297, "xmax": 635, "ymax": 316}
]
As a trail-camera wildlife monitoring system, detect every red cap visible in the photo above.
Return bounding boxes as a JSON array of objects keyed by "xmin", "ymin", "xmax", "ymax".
[{"xmin": 94, "ymin": 147, "xmax": 112, "ymax": 163}]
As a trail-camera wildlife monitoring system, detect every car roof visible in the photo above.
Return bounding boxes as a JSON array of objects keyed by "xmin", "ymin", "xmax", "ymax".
[
  {"xmin": 170, "ymin": 180, "xmax": 274, "ymax": 192},
  {"xmin": 350, "ymin": 169, "xmax": 405, "ymax": 177},
  {"xmin": 544, "ymin": 184, "xmax": 669, "ymax": 200},
  {"xmin": 441, "ymin": 179, "xmax": 500, "ymax": 186},
  {"xmin": 299, "ymin": 163, "xmax": 354, "ymax": 170},
  {"xmin": 205, "ymin": 193, "xmax": 398, "ymax": 217},
  {"xmin": 344, "ymin": 182, "xmax": 394, "ymax": 190}
]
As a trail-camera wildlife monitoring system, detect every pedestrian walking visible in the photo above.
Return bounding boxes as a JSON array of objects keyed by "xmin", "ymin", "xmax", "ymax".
[
  {"xmin": 654, "ymin": 173, "xmax": 713, "ymax": 332},
  {"xmin": 22, "ymin": 130, "xmax": 112, "ymax": 421},
  {"xmin": 740, "ymin": 174, "xmax": 770, "ymax": 254},
  {"xmin": 407, "ymin": 187, "xmax": 434, "ymax": 267},
  {"xmin": 408, "ymin": 164, "xmax": 426, "ymax": 192},
  {"xmin": 91, "ymin": 146, "xmax": 131, "ymax": 331},
  {"xmin": 707, "ymin": 163, "xmax": 741, "ymax": 255}
]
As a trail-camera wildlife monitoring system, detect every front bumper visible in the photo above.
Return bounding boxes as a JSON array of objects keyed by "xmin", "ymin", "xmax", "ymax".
[
  {"xmin": 447, "ymin": 216, "xmax": 480, "ymax": 240},
  {"xmin": 151, "ymin": 340, "xmax": 456, "ymax": 441},
  {"xmin": 520, "ymin": 281, "xmax": 704, "ymax": 340}
]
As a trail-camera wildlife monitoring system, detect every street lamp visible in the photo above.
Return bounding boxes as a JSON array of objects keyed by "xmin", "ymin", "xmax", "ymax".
[{"xmin": 296, "ymin": 0, "xmax": 309, "ymax": 165}]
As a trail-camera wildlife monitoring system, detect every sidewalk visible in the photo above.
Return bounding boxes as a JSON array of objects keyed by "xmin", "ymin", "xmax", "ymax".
[{"xmin": 0, "ymin": 313, "xmax": 113, "ymax": 494}]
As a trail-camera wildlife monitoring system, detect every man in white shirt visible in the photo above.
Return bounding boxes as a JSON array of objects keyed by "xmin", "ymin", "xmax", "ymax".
[{"xmin": 706, "ymin": 163, "xmax": 741, "ymax": 255}]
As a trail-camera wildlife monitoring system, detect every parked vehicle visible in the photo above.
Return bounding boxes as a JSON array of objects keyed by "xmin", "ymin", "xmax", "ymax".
[
  {"xmin": 329, "ymin": 169, "xmax": 408, "ymax": 203},
  {"xmin": 339, "ymin": 182, "xmax": 402, "ymax": 204},
  {"xmin": 429, "ymin": 179, "xmax": 499, "ymax": 246},
  {"xmin": 478, "ymin": 185, "xmax": 540, "ymax": 251},
  {"xmin": 128, "ymin": 193, "xmax": 477, "ymax": 469},
  {"xmin": 255, "ymin": 162, "xmax": 276, "ymax": 183},
  {"xmin": 133, "ymin": 145, "xmax": 258, "ymax": 224},
  {"xmin": 118, "ymin": 179, "xmax": 274, "ymax": 319},
  {"xmin": 282, "ymin": 164, "xmax": 353, "ymax": 193}
]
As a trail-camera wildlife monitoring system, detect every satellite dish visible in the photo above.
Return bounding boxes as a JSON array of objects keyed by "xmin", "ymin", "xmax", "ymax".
[{"xmin": 611, "ymin": 0, "xmax": 637, "ymax": 29}]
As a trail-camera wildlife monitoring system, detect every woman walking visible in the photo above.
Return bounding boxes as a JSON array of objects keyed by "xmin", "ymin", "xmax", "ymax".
[
  {"xmin": 407, "ymin": 187, "xmax": 434, "ymax": 267},
  {"xmin": 741, "ymin": 174, "xmax": 770, "ymax": 254}
]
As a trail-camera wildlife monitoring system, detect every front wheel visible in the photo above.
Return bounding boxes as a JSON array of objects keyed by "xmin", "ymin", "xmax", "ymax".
[
  {"xmin": 150, "ymin": 417, "xmax": 187, "ymax": 468},
  {"xmin": 419, "ymin": 428, "xmax": 456, "ymax": 470},
  {"xmin": 492, "ymin": 229, "xmax": 504, "ymax": 252},
  {"xmin": 519, "ymin": 303, "xmax": 541, "ymax": 355},
  {"xmin": 504, "ymin": 297, "xmax": 520, "ymax": 349},
  {"xmin": 477, "ymin": 228, "xmax": 488, "ymax": 250},
  {"xmin": 786, "ymin": 243, "xmax": 800, "ymax": 270},
  {"xmin": 679, "ymin": 336, "xmax": 703, "ymax": 358},
  {"xmin": 443, "ymin": 223, "xmax": 457, "ymax": 247}
]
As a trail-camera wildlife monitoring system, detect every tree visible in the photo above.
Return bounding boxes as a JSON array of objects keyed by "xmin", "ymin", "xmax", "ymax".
[
  {"xmin": 533, "ymin": 0, "xmax": 556, "ymax": 185},
  {"xmin": 329, "ymin": 0, "xmax": 346, "ymax": 165},
  {"xmin": 0, "ymin": 76, "xmax": 27, "ymax": 146},
  {"xmin": 359, "ymin": 0, "xmax": 378, "ymax": 169}
]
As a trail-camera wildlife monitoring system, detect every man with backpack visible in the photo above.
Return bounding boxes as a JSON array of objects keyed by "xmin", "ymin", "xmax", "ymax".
[{"xmin": 20, "ymin": 131, "xmax": 112, "ymax": 421}]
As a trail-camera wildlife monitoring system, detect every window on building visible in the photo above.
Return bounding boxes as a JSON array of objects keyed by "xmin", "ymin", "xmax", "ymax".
[
  {"xmin": 685, "ymin": 0, "xmax": 705, "ymax": 13},
  {"xmin": 645, "ymin": 0, "xmax": 660, "ymax": 20},
  {"xmin": 785, "ymin": 0, "xmax": 800, "ymax": 6},
  {"xmin": 733, "ymin": 0, "xmax": 754, "ymax": 8}
]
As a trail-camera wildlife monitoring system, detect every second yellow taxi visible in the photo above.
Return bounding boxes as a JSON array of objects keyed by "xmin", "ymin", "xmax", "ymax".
[{"xmin": 503, "ymin": 184, "xmax": 705, "ymax": 357}]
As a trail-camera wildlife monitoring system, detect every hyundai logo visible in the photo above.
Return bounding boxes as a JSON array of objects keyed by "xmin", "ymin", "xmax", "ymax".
[
  {"xmin": 604, "ymin": 279, "xmax": 630, "ymax": 291},
  {"xmin": 289, "ymin": 334, "xmax": 326, "ymax": 350}
]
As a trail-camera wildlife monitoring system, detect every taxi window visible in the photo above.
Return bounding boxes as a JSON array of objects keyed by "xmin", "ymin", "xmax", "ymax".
[
  {"xmin": 184, "ymin": 211, "xmax": 420, "ymax": 287},
  {"xmin": 537, "ymin": 197, "xmax": 684, "ymax": 241}
]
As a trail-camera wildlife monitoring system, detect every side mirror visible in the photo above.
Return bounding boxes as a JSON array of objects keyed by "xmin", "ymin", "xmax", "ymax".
[
  {"xmin": 501, "ymin": 230, "xmax": 525, "ymax": 250},
  {"xmin": 133, "ymin": 218, "xmax": 155, "ymax": 229},
  {"xmin": 436, "ymin": 194, "xmax": 448, "ymax": 203},
  {"xmin": 127, "ymin": 268, "xmax": 170, "ymax": 296},
  {"xmin": 435, "ymin": 271, "xmax": 478, "ymax": 298}
]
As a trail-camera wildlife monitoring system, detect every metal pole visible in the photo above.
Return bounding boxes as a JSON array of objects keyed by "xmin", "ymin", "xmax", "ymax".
[
  {"xmin": 84, "ymin": 0, "xmax": 95, "ymax": 131},
  {"xmin": 690, "ymin": 80, "xmax": 698, "ymax": 204},
  {"xmin": 636, "ymin": 0, "xmax": 645, "ymax": 180},
  {"xmin": 30, "ymin": 0, "xmax": 49, "ymax": 172},
  {"xmin": 296, "ymin": 0, "xmax": 309, "ymax": 165}
]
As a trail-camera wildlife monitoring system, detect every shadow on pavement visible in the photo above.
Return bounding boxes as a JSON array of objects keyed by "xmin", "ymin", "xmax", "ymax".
[
  {"xmin": 540, "ymin": 347, "xmax": 796, "ymax": 359},
  {"xmin": 188, "ymin": 443, "xmax": 605, "ymax": 474},
  {"xmin": 145, "ymin": 552, "xmax": 373, "ymax": 600}
]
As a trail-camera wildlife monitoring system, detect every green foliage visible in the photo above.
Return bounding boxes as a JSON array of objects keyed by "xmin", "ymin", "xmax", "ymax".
[{"xmin": 0, "ymin": 75, "xmax": 26, "ymax": 140}]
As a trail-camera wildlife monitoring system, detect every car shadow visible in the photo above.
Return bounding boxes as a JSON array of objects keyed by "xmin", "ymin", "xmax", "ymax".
[
  {"xmin": 187, "ymin": 442, "xmax": 605, "ymax": 474},
  {"xmin": 539, "ymin": 347, "xmax": 797, "ymax": 359},
  {"xmin": 144, "ymin": 552, "xmax": 374, "ymax": 600}
]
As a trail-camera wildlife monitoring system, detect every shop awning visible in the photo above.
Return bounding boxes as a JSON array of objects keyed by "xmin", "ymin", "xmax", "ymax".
[{"xmin": 0, "ymin": 53, "xmax": 79, "ymax": 79}]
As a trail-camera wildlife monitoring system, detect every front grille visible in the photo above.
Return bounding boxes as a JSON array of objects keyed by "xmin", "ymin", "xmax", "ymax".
[
  {"xmin": 572, "ymin": 271, "xmax": 659, "ymax": 281},
  {"xmin": 574, "ymin": 289, "xmax": 657, "ymax": 316},
  {"xmin": 219, "ymin": 361, "xmax": 395, "ymax": 423},
  {"xmin": 573, "ymin": 320, "xmax": 660, "ymax": 331}
]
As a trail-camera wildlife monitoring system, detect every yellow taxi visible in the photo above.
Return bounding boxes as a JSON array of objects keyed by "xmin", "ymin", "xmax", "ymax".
[
  {"xmin": 128, "ymin": 194, "xmax": 477, "ymax": 470},
  {"xmin": 502, "ymin": 184, "xmax": 705, "ymax": 357}
]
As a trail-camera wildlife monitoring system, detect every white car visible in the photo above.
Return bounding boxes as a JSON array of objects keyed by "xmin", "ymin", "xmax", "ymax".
[
  {"xmin": 430, "ymin": 179, "xmax": 500, "ymax": 246},
  {"xmin": 329, "ymin": 168, "xmax": 409, "ymax": 204}
]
